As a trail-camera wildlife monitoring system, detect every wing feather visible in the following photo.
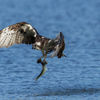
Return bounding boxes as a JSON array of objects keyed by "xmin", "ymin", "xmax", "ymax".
[
  {"xmin": 11, "ymin": 35, "xmax": 16, "ymax": 46},
  {"xmin": 8, "ymin": 35, "xmax": 13, "ymax": 47},
  {"xmin": 4, "ymin": 35, "xmax": 11, "ymax": 48},
  {"xmin": 50, "ymin": 32, "xmax": 65, "ymax": 58},
  {"xmin": 0, "ymin": 22, "xmax": 39, "ymax": 48},
  {"xmin": 0, "ymin": 34, "xmax": 7, "ymax": 47},
  {"xmin": 10, "ymin": 34, "xmax": 16, "ymax": 47}
]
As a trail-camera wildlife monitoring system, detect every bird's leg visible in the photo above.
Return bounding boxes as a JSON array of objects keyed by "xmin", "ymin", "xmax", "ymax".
[
  {"xmin": 37, "ymin": 55, "xmax": 44, "ymax": 63},
  {"xmin": 37, "ymin": 50, "xmax": 45, "ymax": 64},
  {"xmin": 42, "ymin": 50, "xmax": 48, "ymax": 64},
  {"xmin": 37, "ymin": 50, "xmax": 48, "ymax": 64}
]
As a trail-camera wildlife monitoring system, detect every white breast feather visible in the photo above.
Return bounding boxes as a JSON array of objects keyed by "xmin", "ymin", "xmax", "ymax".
[{"xmin": 36, "ymin": 42, "xmax": 41, "ymax": 46}]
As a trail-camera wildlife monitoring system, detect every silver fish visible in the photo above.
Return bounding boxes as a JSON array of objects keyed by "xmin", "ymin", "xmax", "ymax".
[{"xmin": 35, "ymin": 64, "xmax": 47, "ymax": 82}]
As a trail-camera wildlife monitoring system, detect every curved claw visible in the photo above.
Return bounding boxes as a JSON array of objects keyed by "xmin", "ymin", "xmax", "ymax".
[
  {"xmin": 37, "ymin": 59, "xmax": 42, "ymax": 64},
  {"xmin": 41, "ymin": 60, "xmax": 48, "ymax": 65}
]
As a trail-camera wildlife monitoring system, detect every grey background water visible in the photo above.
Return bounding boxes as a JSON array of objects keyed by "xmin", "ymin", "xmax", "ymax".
[{"xmin": 0, "ymin": 0, "xmax": 100, "ymax": 100}]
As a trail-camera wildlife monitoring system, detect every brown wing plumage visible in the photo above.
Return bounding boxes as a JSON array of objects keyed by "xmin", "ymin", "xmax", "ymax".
[
  {"xmin": 57, "ymin": 32, "xmax": 65, "ymax": 58},
  {"xmin": 0, "ymin": 22, "xmax": 66, "ymax": 60},
  {"xmin": 50, "ymin": 32, "xmax": 66, "ymax": 58},
  {"xmin": 0, "ymin": 22, "xmax": 39, "ymax": 48}
]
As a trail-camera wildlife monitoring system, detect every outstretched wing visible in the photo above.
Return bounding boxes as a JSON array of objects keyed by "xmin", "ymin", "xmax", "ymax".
[
  {"xmin": 0, "ymin": 22, "xmax": 39, "ymax": 48},
  {"xmin": 50, "ymin": 32, "xmax": 66, "ymax": 58}
]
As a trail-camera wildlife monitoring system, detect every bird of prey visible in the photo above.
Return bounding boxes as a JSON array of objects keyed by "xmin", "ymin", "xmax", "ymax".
[{"xmin": 0, "ymin": 22, "xmax": 66, "ymax": 64}]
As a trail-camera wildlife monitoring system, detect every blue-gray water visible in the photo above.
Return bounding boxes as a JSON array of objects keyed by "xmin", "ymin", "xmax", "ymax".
[{"xmin": 0, "ymin": 0, "xmax": 100, "ymax": 100}]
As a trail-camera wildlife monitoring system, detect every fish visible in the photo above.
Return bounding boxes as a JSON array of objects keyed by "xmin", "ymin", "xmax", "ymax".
[{"xmin": 35, "ymin": 64, "xmax": 47, "ymax": 82}]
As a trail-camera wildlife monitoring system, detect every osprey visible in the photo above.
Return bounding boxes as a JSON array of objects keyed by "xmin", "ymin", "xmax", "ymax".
[{"xmin": 0, "ymin": 22, "xmax": 66, "ymax": 64}]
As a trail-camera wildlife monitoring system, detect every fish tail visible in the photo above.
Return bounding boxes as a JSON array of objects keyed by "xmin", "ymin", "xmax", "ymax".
[{"xmin": 34, "ymin": 78, "xmax": 38, "ymax": 82}]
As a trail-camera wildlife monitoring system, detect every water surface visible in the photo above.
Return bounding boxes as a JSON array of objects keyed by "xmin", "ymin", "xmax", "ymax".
[{"xmin": 0, "ymin": 0, "xmax": 100, "ymax": 100}]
